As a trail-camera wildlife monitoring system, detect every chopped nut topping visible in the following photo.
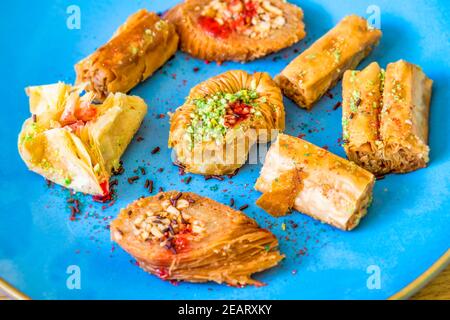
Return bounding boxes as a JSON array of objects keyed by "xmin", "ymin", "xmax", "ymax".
[
  {"xmin": 130, "ymin": 195, "xmax": 204, "ymax": 252},
  {"xmin": 200, "ymin": 0, "xmax": 286, "ymax": 39}
]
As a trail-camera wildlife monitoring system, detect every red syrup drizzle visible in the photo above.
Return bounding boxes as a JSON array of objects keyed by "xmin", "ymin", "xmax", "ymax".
[
  {"xmin": 172, "ymin": 235, "xmax": 189, "ymax": 253},
  {"xmin": 198, "ymin": 16, "xmax": 232, "ymax": 38},
  {"xmin": 92, "ymin": 180, "xmax": 112, "ymax": 203},
  {"xmin": 224, "ymin": 101, "xmax": 253, "ymax": 127}
]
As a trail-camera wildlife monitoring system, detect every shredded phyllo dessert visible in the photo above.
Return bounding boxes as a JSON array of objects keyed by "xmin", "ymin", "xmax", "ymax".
[
  {"xmin": 342, "ymin": 60, "xmax": 433, "ymax": 175},
  {"xmin": 169, "ymin": 70, "xmax": 285, "ymax": 175},
  {"xmin": 165, "ymin": 0, "xmax": 305, "ymax": 62},
  {"xmin": 75, "ymin": 9, "xmax": 178, "ymax": 100},
  {"xmin": 255, "ymin": 134, "xmax": 375, "ymax": 231},
  {"xmin": 275, "ymin": 15, "xmax": 382, "ymax": 109},
  {"xmin": 111, "ymin": 191, "xmax": 284, "ymax": 286},
  {"xmin": 18, "ymin": 83, "xmax": 147, "ymax": 196}
]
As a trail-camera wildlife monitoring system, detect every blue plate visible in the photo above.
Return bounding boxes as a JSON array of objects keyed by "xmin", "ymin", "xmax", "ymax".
[{"xmin": 1, "ymin": 0, "xmax": 449, "ymax": 299}]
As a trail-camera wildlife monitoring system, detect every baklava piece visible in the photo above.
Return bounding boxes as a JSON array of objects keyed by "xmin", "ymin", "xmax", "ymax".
[
  {"xmin": 342, "ymin": 60, "xmax": 433, "ymax": 175},
  {"xmin": 275, "ymin": 15, "xmax": 381, "ymax": 109},
  {"xmin": 165, "ymin": 0, "xmax": 305, "ymax": 62},
  {"xmin": 255, "ymin": 134, "xmax": 375, "ymax": 231},
  {"xmin": 75, "ymin": 9, "xmax": 178, "ymax": 100},
  {"xmin": 111, "ymin": 191, "xmax": 284, "ymax": 286},
  {"xmin": 168, "ymin": 70, "xmax": 285, "ymax": 175}
]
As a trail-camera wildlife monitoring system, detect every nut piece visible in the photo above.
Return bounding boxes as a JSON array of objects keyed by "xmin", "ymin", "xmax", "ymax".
[
  {"xmin": 176, "ymin": 199, "xmax": 190, "ymax": 209},
  {"xmin": 166, "ymin": 205, "xmax": 181, "ymax": 216}
]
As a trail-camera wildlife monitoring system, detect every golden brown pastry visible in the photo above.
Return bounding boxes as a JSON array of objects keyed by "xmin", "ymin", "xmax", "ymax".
[
  {"xmin": 342, "ymin": 60, "xmax": 433, "ymax": 175},
  {"xmin": 380, "ymin": 60, "xmax": 433, "ymax": 173},
  {"xmin": 18, "ymin": 83, "xmax": 147, "ymax": 196},
  {"xmin": 255, "ymin": 134, "xmax": 375, "ymax": 231},
  {"xmin": 168, "ymin": 70, "xmax": 285, "ymax": 175},
  {"xmin": 110, "ymin": 191, "xmax": 283, "ymax": 286},
  {"xmin": 342, "ymin": 62, "xmax": 389, "ymax": 174},
  {"xmin": 275, "ymin": 15, "xmax": 382, "ymax": 109},
  {"xmin": 75, "ymin": 9, "xmax": 179, "ymax": 100},
  {"xmin": 164, "ymin": 0, "xmax": 306, "ymax": 62}
]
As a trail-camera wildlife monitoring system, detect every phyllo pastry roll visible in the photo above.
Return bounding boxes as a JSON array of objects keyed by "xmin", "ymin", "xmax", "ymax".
[
  {"xmin": 342, "ymin": 62, "xmax": 389, "ymax": 174},
  {"xmin": 275, "ymin": 15, "xmax": 381, "ymax": 109},
  {"xmin": 341, "ymin": 60, "xmax": 433, "ymax": 175},
  {"xmin": 165, "ymin": 0, "xmax": 305, "ymax": 62},
  {"xmin": 111, "ymin": 191, "xmax": 283, "ymax": 286},
  {"xmin": 255, "ymin": 134, "xmax": 375, "ymax": 231},
  {"xmin": 169, "ymin": 70, "xmax": 285, "ymax": 175},
  {"xmin": 380, "ymin": 60, "xmax": 433, "ymax": 172},
  {"xmin": 75, "ymin": 9, "xmax": 178, "ymax": 101},
  {"xmin": 18, "ymin": 83, "xmax": 147, "ymax": 196}
]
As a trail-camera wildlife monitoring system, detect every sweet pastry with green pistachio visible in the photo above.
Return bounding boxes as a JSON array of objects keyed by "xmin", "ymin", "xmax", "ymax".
[{"xmin": 168, "ymin": 70, "xmax": 285, "ymax": 175}]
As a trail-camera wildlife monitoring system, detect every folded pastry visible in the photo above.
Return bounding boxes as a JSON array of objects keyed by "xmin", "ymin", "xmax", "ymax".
[
  {"xmin": 342, "ymin": 60, "xmax": 433, "ymax": 175},
  {"xmin": 110, "ymin": 191, "xmax": 283, "ymax": 286},
  {"xmin": 168, "ymin": 70, "xmax": 285, "ymax": 175},
  {"xmin": 18, "ymin": 83, "xmax": 147, "ymax": 196},
  {"xmin": 75, "ymin": 9, "xmax": 178, "ymax": 100},
  {"xmin": 275, "ymin": 15, "xmax": 382, "ymax": 109},
  {"xmin": 255, "ymin": 134, "xmax": 375, "ymax": 231},
  {"xmin": 164, "ymin": 0, "xmax": 306, "ymax": 62}
]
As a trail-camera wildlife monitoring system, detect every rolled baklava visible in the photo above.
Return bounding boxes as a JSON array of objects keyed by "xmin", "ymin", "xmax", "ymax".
[
  {"xmin": 380, "ymin": 60, "xmax": 433, "ymax": 172},
  {"xmin": 255, "ymin": 134, "xmax": 375, "ymax": 231},
  {"xmin": 111, "ymin": 191, "xmax": 284, "ymax": 286},
  {"xmin": 75, "ymin": 9, "xmax": 179, "ymax": 100},
  {"xmin": 18, "ymin": 83, "xmax": 147, "ymax": 196},
  {"xmin": 342, "ymin": 60, "xmax": 433, "ymax": 175},
  {"xmin": 164, "ymin": 0, "xmax": 306, "ymax": 62},
  {"xmin": 342, "ymin": 62, "xmax": 389, "ymax": 174},
  {"xmin": 275, "ymin": 15, "xmax": 382, "ymax": 109}
]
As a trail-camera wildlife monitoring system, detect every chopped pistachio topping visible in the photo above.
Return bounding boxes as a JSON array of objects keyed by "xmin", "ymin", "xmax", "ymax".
[
  {"xmin": 186, "ymin": 89, "xmax": 259, "ymax": 145},
  {"xmin": 333, "ymin": 49, "xmax": 341, "ymax": 63}
]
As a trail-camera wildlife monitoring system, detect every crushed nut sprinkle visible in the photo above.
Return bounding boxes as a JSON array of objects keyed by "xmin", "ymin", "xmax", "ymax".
[
  {"xmin": 151, "ymin": 146, "xmax": 161, "ymax": 154},
  {"xmin": 333, "ymin": 101, "xmax": 342, "ymax": 110},
  {"xmin": 199, "ymin": 0, "xmax": 286, "ymax": 39},
  {"xmin": 187, "ymin": 89, "xmax": 260, "ymax": 146},
  {"xmin": 128, "ymin": 176, "xmax": 139, "ymax": 184},
  {"xmin": 131, "ymin": 195, "xmax": 204, "ymax": 252},
  {"xmin": 239, "ymin": 204, "xmax": 249, "ymax": 211}
]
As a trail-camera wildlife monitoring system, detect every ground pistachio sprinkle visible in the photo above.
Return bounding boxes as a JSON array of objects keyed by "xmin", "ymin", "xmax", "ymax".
[{"xmin": 186, "ymin": 89, "xmax": 261, "ymax": 146}]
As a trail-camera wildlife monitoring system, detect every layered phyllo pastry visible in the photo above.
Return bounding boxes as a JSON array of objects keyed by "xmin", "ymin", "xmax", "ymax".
[
  {"xmin": 111, "ymin": 191, "xmax": 283, "ymax": 286},
  {"xmin": 75, "ymin": 9, "xmax": 178, "ymax": 101},
  {"xmin": 275, "ymin": 15, "xmax": 381, "ymax": 109},
  {"xmin": 165, "ymin": 0, "xmax": 306, "ymax": 62},
  {"xmin": 18, "ymin": 83, "xmax": 147, "ymax": 196},
  {"xmin": 342, "ymin": 60, "xmax": 433, "ymax": 175},
  {"xmin": 255, "ymin": 134, "xmax": 375, "ymax": 231},
  {"xmin": 168, "ymin": 70, "xmax": 285, "ymax": 175}
]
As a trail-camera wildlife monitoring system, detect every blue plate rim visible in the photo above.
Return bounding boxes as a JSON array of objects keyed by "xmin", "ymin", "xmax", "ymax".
[{"xmin": 1, "ymin": 249, "xmax": 449, "ymax": 300}]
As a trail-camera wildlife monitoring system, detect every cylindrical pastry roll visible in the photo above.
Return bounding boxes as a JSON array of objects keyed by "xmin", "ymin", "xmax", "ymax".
[
  {"xmin": 169, "ymin": 70, "xmax": 285, "ymax": 175},
  {"xmin": 18, "ymin": 83, "xmax": 147, "ymax": 196},
  {"xmin": 380, "ymin": 60, "xmax": 433, "ymax": 173},
  {"xmin": 111, "ymin": 191, "xmax": 283, "ymax": 286},
  {"xmin": 255, "ymin": 134, "xmax": 375, "ymax": 231},
  {"xmin": 275, "ymin": 15, "xmax": 382, "ymax": 109},
  {"xmin": 75, "ymin": 9, "xmax": 179, "ymax": 100},
  {"xmin": 342, "ymin": 62, "xmax": 389, "ymax": 175}
]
